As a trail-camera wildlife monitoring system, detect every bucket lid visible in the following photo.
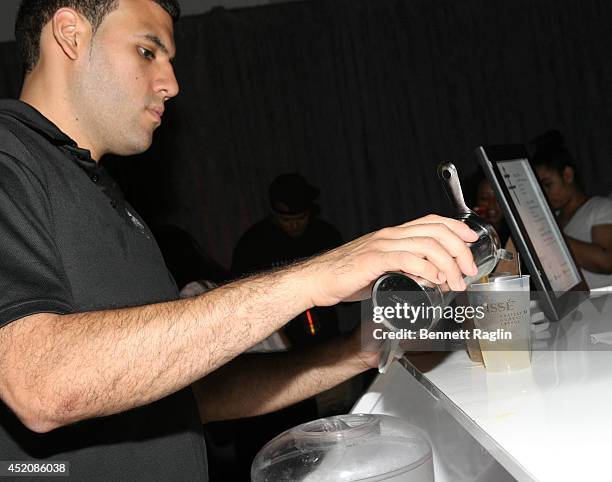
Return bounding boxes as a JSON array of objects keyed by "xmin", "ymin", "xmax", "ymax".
[{"xmin": 251, "ymin": 414, "xmax": 432, "ymax": 481}]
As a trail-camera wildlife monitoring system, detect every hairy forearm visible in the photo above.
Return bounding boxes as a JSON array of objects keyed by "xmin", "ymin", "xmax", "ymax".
[
  {"xmin": 193, "ymin": 336, "xmax": 370, "ymax": 423},
  {"xmin": 567, "ymin": 237, "xmax": 612, "ymax": 273},
  {"xmin": 0, "ymin": 265, "xmax": 310, "ymax": 432},
  {"xmin": 1, "ymin": 214, "xmax": 480, "ymax": 432}
]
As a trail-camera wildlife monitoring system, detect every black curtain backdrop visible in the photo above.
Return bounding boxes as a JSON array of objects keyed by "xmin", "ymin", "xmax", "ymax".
[{"xmin": 1, "ymin": 0, "xmax": 611, "ymax": 268}]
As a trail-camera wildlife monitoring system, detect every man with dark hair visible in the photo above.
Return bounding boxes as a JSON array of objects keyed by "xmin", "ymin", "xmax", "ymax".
[
  {"xmin": 0, "ymin": 0, "xmax": 479, "ymax": 479},
  {"xmin": 16, "ymin": 0, "xmax": 181, "ymax": 73}
]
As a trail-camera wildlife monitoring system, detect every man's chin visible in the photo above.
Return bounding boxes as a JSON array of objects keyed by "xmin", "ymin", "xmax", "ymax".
[{"xmin": 111, "ymin": 134, "xmax": 154, "ymax": 157}]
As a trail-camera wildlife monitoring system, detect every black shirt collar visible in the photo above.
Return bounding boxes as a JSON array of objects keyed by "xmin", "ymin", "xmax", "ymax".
[{"xmin": 0, "ymin": 99, "xmax": 96, "ymax": 169}]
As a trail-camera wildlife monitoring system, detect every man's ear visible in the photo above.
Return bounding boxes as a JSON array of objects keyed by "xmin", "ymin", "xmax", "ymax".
[
  {"xmin": 51, "ymin": 8, "xmax": 90, "ymax": 62},
  {"xmin": 562, "ymin": 166, "xmax": 575, "ymax": 184}
]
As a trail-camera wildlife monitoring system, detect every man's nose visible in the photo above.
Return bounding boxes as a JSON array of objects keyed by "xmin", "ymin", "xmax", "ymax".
[{"xmin": 154, "ymin": 64, "xmax": 180, "ymax": 100}]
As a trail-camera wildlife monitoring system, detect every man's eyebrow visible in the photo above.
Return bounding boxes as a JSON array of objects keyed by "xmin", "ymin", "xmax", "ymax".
[{"xmin": 138, "ymin": 34, "xmax": 175, "ymax": 58}]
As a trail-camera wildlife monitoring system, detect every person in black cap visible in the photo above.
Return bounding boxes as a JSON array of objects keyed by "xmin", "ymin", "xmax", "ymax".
[
  {"xmin": 233, "ymin": 173, "xmax": 343, "ymax": 346},
  {"xmin": 233, "ymin": 173, "xmax": 343, "ymax": 284}
]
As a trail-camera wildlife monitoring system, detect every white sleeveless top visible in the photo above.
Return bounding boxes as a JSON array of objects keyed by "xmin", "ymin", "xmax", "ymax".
[{"xmin": 564, "ymin": 196, "xmax": 612, "ymax": 289}]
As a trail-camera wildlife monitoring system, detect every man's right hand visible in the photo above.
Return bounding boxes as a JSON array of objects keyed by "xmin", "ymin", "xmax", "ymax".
[{"xmin": 303, "ymin": 214, "xmax": 479, "ymax": 307}]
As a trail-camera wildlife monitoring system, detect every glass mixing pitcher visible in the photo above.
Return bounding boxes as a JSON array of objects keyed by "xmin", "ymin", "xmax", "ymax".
[{"xmin": 371, "ymin": 162, "xmax": 513, "ymax": 371}]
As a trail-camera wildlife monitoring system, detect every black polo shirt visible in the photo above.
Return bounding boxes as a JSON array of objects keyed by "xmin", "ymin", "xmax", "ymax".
[{"xmin": 0, "ymin": 100, "xmax": 208, "ymax": 481}]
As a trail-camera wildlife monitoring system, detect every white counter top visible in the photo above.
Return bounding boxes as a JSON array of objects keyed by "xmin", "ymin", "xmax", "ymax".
[{"xmin": 353, "ymin": 291, "xmax": 612, "ymax": 482}]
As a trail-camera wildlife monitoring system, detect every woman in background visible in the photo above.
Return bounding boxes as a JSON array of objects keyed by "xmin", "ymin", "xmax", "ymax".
[
  {"xmin": 531, "ymin": 130, "xmax": 612, "ymax": 289},
  {"xmin": 467, "ymin": 170, "xmax": 519, "ymax": 275},
  {"xmin": 474, "ymin": 175, "xmax": 511, "ymax": 247}
]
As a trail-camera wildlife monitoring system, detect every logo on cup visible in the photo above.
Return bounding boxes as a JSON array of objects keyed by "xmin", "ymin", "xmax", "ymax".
[{"xmin": 482, "ymin": 297, "xmax": 517, "ymax": 313}]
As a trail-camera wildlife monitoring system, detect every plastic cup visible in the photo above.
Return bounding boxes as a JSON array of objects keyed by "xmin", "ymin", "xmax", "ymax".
[{"xmin": 467, "ymin": 275, "xmax": 531, "ymax": 372}]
